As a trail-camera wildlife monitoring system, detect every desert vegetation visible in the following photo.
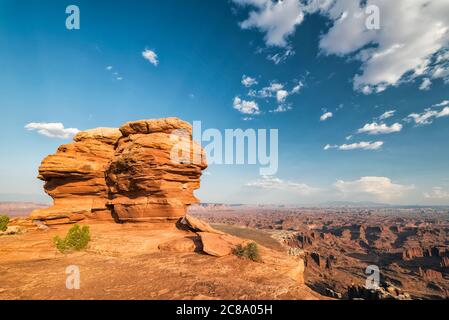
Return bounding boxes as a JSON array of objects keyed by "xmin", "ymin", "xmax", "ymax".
[
  {"xmin": 233, "ymin": 242, "xmax": 261, "ymax": 262},
  {"xmin": 0, "ymin": 215, "xmax": 9, "ymax": 231},
  {"xmin": 53, "ymin": 224, "xmax": 91, "ymax": 253}
]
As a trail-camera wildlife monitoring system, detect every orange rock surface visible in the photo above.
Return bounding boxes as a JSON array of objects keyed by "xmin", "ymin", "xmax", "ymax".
[{"xmin": 30, "ymin": 118, "xmax": 207, "ymax": 224}]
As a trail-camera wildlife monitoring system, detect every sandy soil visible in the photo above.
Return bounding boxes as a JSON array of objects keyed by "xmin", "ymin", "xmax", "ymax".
[{"xmin": 0, "ymin": 222, "xmax": 324, "ymax": 300}]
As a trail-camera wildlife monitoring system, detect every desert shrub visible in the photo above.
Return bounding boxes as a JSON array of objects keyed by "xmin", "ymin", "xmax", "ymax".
[
  {"xmin": 0, "ymin": 215, "xmax": 9, "ymax": 232},
  {"xmin": 53, "ymin": 224, "xmax": 91, "ymax": 253},
  {"xmin": 233, "ymin": 242, "xmax": 261, "ymax": 262}
]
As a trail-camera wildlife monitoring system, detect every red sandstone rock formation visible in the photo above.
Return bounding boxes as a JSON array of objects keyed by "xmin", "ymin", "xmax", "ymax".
[
  {"xmin": 30, "ymin": 118, "xmax": 207, "ymax": 225},
  {"xmin": 441, "ymin": 257, "xmax": 449, "ymax": 268},
  {"xmin": 419, "ymin": 268, "xmax": 443, "ymax": 281},
  {"xmin": 30, "ymin": 128, "xmax": 122, "ymax": 224},
  {"xmin": 106, "ymin": 119, "xmax": 207, "ymax": 222},
  {"xmin": 402, "ymin": 247, "xmax": 424, "ymax": 260}
]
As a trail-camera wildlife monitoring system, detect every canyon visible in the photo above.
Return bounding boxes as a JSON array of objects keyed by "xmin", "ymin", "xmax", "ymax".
[{"xmin": 192, "ymin": 204, "xmax": 449, "ymax": 299}]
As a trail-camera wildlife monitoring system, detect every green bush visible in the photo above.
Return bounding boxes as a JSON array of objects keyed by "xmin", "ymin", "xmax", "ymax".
[
  {"xmin": 0, "ymin": 215, "xmax": 9, "ymax": 232},
  {"xmin": 53, "ymin": 224, "xmax": 91, "ymax": 253},
  {"xmin": 233, "ymin": 242, "xmax": 261, "ymax": 262}
]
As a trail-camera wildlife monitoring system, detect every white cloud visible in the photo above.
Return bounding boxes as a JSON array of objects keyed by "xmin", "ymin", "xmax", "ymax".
[
  {"xmin": 334, "ymin": 176, "xmax": 413, "ymax": 201},
  {"xmin": 324, "ymin": 144, "xmax": 337, "ymax": 150},
  {"xmin": 142, "ymin": 49, "xmax": 159, "ymax": 66},
  {"xmin": 242, "ymin": 75, "xmax": 258, "ymax": 87},
  {"xmin": 233, "ymin": 96, "xmax": 261, "ymax": 115},
  {"xmin": 320, "ymin": 111, "xmax": 333, "ymax": 121},
  {"xmin": 432, "ymin": 66, "xmax": 449, "ymax": 80},
  {"xmin": 276, "ymin": 89, "xmax": 289, "ymax": 103},
  {"xmin": 266, "ymin": 47, "xmax": 295, "ymax": 64},
  {"xmin": 407, "ymin": 103, "xmax": 449, "ymax": 125},
  {"xmin": 249, "ymin": 82, "xmax": 284, "ymax": 98},
  {"xmin": 233, "ymin": 0, "xmax": 304, "ymax": 47},
  {"xmin": 424, "ymin": 187, "xmax": 449, "ymax": 199},
  {"xmin": 246, "ymin": 175, "xmax": 319, "ymax": 195},
  {"xmin": 433, "ymin": 100, "xmax": 449, "ymax": 108},
  {"xmin": 25, "ymin": 123, "xmax": 80, "ymax": 139},
  {"xmin": 357, "ymin": 122, "xmax": 403, "ymax": 135},
  {"xmin": 419, "ymin": 78, "xmax": 432, "ymax": 91},
  {"xmin": 246, "ymin": 80, "xmax": 300, "ymax": 108},
  {"xmin": 291, "ymin": 81, "xmax": 304, "ymax": 94},
  {"xmin": 317, "ymin": 1, "xmax": 449, "ymax": 93},
  {"xmin": 379, "ymin": 110, "xmax": 396, "ymax": 120},
  {"xmin": 271, "ymin": 104, "xmax": 292, "ymax": 113},
  {"xmin": 106, "ymin": 65, "xmax": 113, "ymax": 71},
  {"xmin": 234, "ymin": 1, "xmax": 449, "ymax": 93},
  {"xmin": 325, "ymin": 141, "xmax": 384, "ymax": 151}
]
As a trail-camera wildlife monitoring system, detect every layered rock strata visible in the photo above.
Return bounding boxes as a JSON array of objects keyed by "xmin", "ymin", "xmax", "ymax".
[{"xmin": 30, "ymin": 118, "xmax": 207, "ymax": 224}]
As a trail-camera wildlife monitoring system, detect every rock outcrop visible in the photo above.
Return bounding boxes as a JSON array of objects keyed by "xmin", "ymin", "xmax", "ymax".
[
  {"xmin": 30, "ymin": 118, "xmax": 207, "ymax": 224},
  {"xmin": 402, "ymin": 247, "xmax": 424, "ymax": 260},
  {"xmin": 419, "ymin": 268, "xmax": 443, "ymax": 281},
  {"xmin": 198, "ymin": 232, "xmax": 244, "ymax": 257}
]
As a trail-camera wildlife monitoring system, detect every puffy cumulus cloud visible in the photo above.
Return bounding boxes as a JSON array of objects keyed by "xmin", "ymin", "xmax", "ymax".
[
  {"xmin": 234, "ymin": 0, "xmax": 449, "ymax": 93},
  {"xmin": 246, "ymin": 175, "xmax": 319, "ymax": 195},
  {"xmin": 406, "ymin": 103, "xmax": 449, "ymax": 125},
  {"xmin": 316, "ymin": 0, "xmax": 449, "ymax": 93},
  {"xmin": 379, "ymin": 110, "xmax": 396, "ymax": 120},
  {"xmin": 424, "ymin": 187, "xmax": 449, "ymax": 199},
  {"xmin": 276, "ymin": 89, "xmax": 289, "ymax": 103},
  {"xmin": 334, "ymin": 176, "xmax": 413, "ymax": 201},
  {"xmin": 241, "ymin": 75, "xmax": 258, "ymax": 87},
  {"xmin": 320, "ymin": 111, "xmax": 333, "ymax": 121},
  {"xmin": 233, "ymin": 96, "xmax": 261, "ymax": 115},
  {"xmin": 244, "ymin": 79, "xmax": 302, "ymax": 113},
  {"xmin": 233, "ymin": 0, "xmax": 304, "ymax": 47},
  {"xmin": 357, "ymin": 122, "xmax": 403, "ymax": 135},
  {"xmin": 249, "ymin": 81, "xmax": 284, "ymax": 98},
  {"xmin": 324, "ymin": 141, "xmax": 383, "ymax": 151},
  {"xmin": 142, "ymin": 49, "xmax": 159, "ymax": 66},
  {"xmin": 25, "ymin": 122, "xmax": 80, "ymax": 139}
]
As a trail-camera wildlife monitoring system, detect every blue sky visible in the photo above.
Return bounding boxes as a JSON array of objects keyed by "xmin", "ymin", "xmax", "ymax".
[{"xmin": 1, "ymin": 0, "xmax": 449, "ymax": 205}]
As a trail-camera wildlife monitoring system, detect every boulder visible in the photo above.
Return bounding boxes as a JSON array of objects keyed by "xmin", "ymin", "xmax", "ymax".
[
  {"xmin": 198, "ymin": 232, "xmax": 244, "ymax": 257},
  {"xmin": 30, "ymin": 118, "xmax": 207, "ymax": 225},
  {"xmin": 183, "ymin": 215, "xmax": 224, "ymax": 234}
]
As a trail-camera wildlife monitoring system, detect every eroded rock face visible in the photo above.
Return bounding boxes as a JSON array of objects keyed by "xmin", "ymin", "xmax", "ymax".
[{"xmin": 30, "ymin": 118, "xmax": 207, "ymax": 224}]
